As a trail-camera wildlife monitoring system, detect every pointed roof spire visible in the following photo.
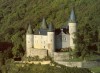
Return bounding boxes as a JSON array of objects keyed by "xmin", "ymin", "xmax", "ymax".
[
  {"xmin": 48, "ymin": 22, "xmax": 54, "ymax": 32},
  {"xmin": 69, "ymin": 8, "xmax": 76, "ymax": 23},
  {"xmin": 26, "ymin": 24, "xmax": 33, "ymax": 34},
  {"xmin": 41, "ymin": 18, "xmax": 47, "ymax": 29}
]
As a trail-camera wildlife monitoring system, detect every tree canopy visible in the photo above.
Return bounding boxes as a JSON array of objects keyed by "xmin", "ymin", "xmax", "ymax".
[{"xmin": 0, "ymin": 0, "xmax": 100, "ymax": 58}]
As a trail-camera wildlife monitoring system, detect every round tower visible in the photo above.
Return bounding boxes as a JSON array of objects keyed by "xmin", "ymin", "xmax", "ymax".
[
  {"xmin": 26, "ymin": 24, "xmax": 33, "ymax": 57},
  {"xmin": 68, "ymin": 9, "xmax": 76, "ymax": 50},
  {"xmin": 47, "ymin": 23, "xmax": 55, "ymax": 57}
]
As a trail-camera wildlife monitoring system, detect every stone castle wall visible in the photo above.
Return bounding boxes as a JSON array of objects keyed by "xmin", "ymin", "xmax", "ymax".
[
  {"xmin": 55, "ymin": 61, "xmax": 82, "ymax": 67},
  {"xmin": 55, "ymin": 61, "xmax": 100, "ymax": 68},
  {"xmin": 55, "ymin": 34, "xmax": 70, "ymax": 49},
  {"xmin": 54, "ymin": 52, "xmax": 70, "ymax": 61},
  {"xmin": 34, "ymin": 35, "xmax": 48, "ymax": 49},
  {"xmin": 82, "ymin": 61, "xmax": 100, "ymax": 68},
  {"xmin": 68, "ymin": 22, "xmax": 76, "ymax": 50},
  {"xmin": 30, "ymin": 49, "xmax": 48, "ymax": 59}
]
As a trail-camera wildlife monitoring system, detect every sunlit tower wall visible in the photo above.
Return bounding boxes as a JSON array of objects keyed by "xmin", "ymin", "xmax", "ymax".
[
  {"xmin": 47, "ymin": 23, "xmax": 55, "ymax": 57},
  {"xmin": 68, "ymin": 9, "xmax": 76, "ymax": 50},
  {"xmin": 26, "ymin": 24, "xmax": 33, "ymax": 57}
]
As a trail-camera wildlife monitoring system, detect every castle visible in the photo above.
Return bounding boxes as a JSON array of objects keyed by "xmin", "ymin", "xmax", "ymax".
[{"xmin": 26, "ymin": 9, "xmax": 76, "ymax": 59}]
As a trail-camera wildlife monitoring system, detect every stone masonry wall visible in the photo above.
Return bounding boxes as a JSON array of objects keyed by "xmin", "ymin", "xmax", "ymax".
[
  {"xmin": 30, "ymin": 49, "xmax": 48, "ymax": 59},
  {"xmin": 55, "ymin": 61, "xmax": 82, "ymax": 67},
  {"xmin": 82, "ymin": 61, "xmax": 100, "ymax": 68},
  {"xmin": 54, "ymin": 52, "xmax": 70, "ymax": 61},
  {"xmin": 55, "ymin": 61, "xmax": 100, "ymax": 68}
]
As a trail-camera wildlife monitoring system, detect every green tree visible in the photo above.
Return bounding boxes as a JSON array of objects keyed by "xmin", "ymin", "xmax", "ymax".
[
  {"xmin": 11, "ymin": 32, "xmax": 24, "ymax": 58},
  {"xmin": 0, "ymin": 52, "xmax": 5, "ymax": 66},
  {"xmin": 74, "ymin": 23, "xmax": 98, "ymax": 59}
]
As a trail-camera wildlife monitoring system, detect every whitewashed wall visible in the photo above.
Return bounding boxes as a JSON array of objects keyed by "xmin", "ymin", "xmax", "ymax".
[
  {"xmin": 68, "ymin": 23, "xmax": 76, "ymax": 49},
  {"xmin": 34, "ymin": 35, "xmax": 48, "ymax": 49}
]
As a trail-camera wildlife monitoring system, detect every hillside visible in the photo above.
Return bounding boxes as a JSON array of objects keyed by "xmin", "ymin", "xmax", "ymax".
[
  {"xmin": 1, "ymin": 60, "xmax": 92, "ymax": 73},
  {"xmin": 0, "ymin": 0, "xmax": 100, "ymax": 57}
]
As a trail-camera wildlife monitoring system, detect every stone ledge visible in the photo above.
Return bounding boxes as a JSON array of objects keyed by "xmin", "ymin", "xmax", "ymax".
[
  {"xmin": 54, "ymin": 52, "xmax": 70, "ymax": 61},
  {"xmin": 55, "ymin": 61, "xmax": 100, "ymax": 68},
  {"xmin": 15, "ymin": 61, "xmax": 51, "ymax": 64}
]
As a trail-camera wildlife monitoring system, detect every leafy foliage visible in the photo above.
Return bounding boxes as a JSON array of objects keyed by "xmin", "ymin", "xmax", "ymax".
[
  {"xmin": 1, "ymin": 60, "xmax": 92, "ymax": 73},
  {"xmin": 0, "ymin": 0, "xmax": 100, "ymax": 59}
]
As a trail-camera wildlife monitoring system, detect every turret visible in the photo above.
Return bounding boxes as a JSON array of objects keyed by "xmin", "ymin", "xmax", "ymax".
[
  {"xmin": 48, "ymin": 22, "xmax": 54, "ymax": 32},
  {"xmin": 68, "ymin": 9, "xmax": 76, "ymax": 50},
  {"xmin": 26, "ymin": 24, "xmax": 33, "ymax": 57},
  {"xmin": 41, "ymin": 18, "xmax": 47, "ymax": 29},
  {"xmin": 47, "ymin": 23, "xmax": 55, "ymax": 57}
]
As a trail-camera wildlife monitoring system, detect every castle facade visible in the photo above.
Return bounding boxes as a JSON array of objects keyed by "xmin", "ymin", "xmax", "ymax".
[{"xmin": 26, "ymin": 9, "xmax": 76, "ymax": 58}]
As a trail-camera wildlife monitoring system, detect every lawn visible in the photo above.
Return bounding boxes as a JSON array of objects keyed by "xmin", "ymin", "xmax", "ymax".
[{"xmin": 90, "ymin": 67, "xmax": 100, "ymax": 73}]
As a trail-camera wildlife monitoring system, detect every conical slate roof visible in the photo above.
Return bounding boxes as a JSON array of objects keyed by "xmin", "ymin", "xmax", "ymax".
[
  {"xmin": 69, "ymin": 9, "xmax": 76, "ymax": 23},
  {"xmin": 48, "ymin": 23, "xmax": 54, "ymax": 32},
  {"xmin": 26, "ymin": 24, "xmax": 33, "ymax": 34},
  {"xmin": 41, "ymin": 18, "xmax": 47, "ymax": 29}
]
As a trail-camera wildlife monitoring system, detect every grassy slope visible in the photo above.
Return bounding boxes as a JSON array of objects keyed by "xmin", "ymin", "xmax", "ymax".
[
  {"xmin": 1, "ymin": 60, "xmax": 92, "ymax": 73},
  {"xmin": 90, "ymin": 67, "xmax": 100, "ymax": 73}
]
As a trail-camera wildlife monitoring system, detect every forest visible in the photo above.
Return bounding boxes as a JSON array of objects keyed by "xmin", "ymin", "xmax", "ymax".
[
  {"xmin": 0, "ymin": 0, "xmax": 99, "ymax": 58},
  {"xmin": 0, "ymin": 0, "xmax": 100, "ymax": 72}
]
